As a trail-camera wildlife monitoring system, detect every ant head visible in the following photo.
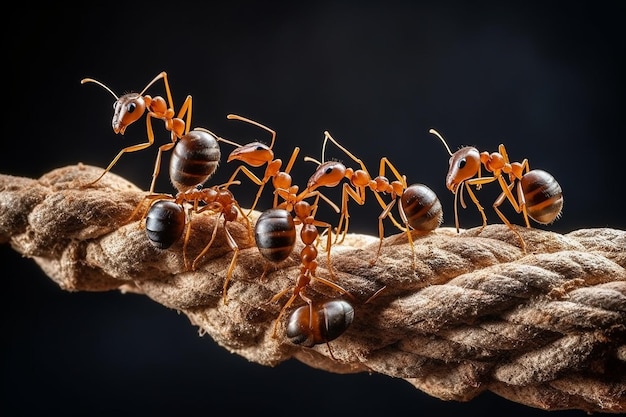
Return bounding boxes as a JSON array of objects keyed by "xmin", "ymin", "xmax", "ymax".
[
  {"xmin": 82, "ymin": 73, "xmax": 169, "ymax": 135},
  {"xmin": 227, "ymin": 142, "xmax": 274, "ymax": 167},
  {"xmin": 82, "ymin": 77, "xmax": 146, "ymax": 134},
  {"xmin": 445, "ymin": 147, "xmax": 481, "ymax": 193},
  {"xmin": 429, "ymin": 129, "xmax": 481, "ymax": 193},
  {"xmin": 111, "ymin": 93, "xmax": 147, "ymax": 134},
  {"xmin": 307, "ymin": 160, "xmax": 347, "ymax": 190}
]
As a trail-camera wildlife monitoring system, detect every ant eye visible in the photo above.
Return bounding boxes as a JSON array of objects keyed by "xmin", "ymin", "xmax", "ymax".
[
  {"xmin": 256, "ymin": 145, "xmax": 264, "ymax": 151},
  {"xmin": 126, "ymin": 102, "xmax": 136, "ymax": 113},
  {"xmin": 325, "ymin": 167, "xmax": 334, "ymax": 175},
  {"xmin": 458, "ymin": 158, "xmax": 467, "ymax": 169}
]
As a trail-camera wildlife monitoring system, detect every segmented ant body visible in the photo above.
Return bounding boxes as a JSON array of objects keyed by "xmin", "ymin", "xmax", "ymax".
[
  {"xmin": 304, "ymin": 131, "xmax": 442, "ymax": 266},
  {"xmin": 250, "ymin": 142, "xmax": 343, "ymax": 272},
  {"xmin": 81, "ymin": 71, "xmax": 193, "ymax": 193},
  {"xmin": 218, "ymin": 114, "xmax": 300, "ymax": 215},
  {"xmin": 286, "ymin": 298, "xmax": 354, "ymax": 358},
  {"xmin": 134, "ymin": 124, "xmax": 250, "ymax": 304},
  {"xmin": 264, "ymin": 186, "xmax": 351, "ymax": 339},
  {"xmin": 144, "ymin": 199, "xmax": 186, "ymax": 249},
  {"xmin": 142, "ymin": 183, "xmax": 249, "ymax": 304},
  {"xmin": 430, "ymin": 128, "xmax": 563, "ymax": 251},
  {"xmin": 169, "ymin": 128, "xmax": 222, "ymax": 193},
  {"xmin": 401, "ymin": 183, "xmax": 444, "ymax": 232},
  {"xmin": 254, "ymin": 208, "xmax": 297, "ymax": 263}
]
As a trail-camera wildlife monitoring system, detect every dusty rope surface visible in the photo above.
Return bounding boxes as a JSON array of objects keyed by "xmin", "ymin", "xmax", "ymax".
[{"xmin": 1, "ymin": 164, "xmax": 625, "ymax": 413}]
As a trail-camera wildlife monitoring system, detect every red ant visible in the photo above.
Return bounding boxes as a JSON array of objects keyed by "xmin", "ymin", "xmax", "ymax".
[
  {"xmin": 303, "ymin": 131, "xmax": 441, "ymax": 266},
  {"xmin": 261, "ymin": 182, "xmax": 352, "ymax": 338},
  {"xmin": 81, "ymin": 71, "xmax": 192, "ymax": 193},
  {"xmin": 430, "ymin": 128, "xmax": 563, "ymax": 251},
  {"xmin": 140, "ymin": 181, "xmax": 249, "ymax": 304},
  {"xmin": 217, "ymin": 114, "xmax": 301, "ymax": 215}
]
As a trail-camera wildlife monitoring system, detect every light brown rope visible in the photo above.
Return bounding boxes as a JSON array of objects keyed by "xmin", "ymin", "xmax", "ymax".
[{"xmin": 1, "ymin": 164, "xmax": 624, "ymax": 413}]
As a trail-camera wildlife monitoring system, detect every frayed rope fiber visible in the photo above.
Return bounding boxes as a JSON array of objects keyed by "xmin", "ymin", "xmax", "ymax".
[{"xmin": 1, "ymin": 164, "xmax": 624, "ymax": 413}]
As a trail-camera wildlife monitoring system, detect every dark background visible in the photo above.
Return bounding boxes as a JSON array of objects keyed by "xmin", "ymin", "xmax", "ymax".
[{"xmin": 2, "ymin": 1, "xmax": 624, "ymax": 416}]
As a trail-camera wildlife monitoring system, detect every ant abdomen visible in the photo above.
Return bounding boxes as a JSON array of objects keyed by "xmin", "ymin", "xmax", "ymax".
[
  {"xmin": 145, "ymin": 200, "xmax": 186, "ymax": 249},
  {"xmin": 254, "ymin": 208, "xmax": 296, "ymax": 263},
  {"xmin": 169, "ymin": 129, "xmax": 221, "ymax": 192},
  {"xmin": 521, "ymin": 169, "xmax": 563, "ymax": 224},
  {"xmin": 286, "ymin": 299, "xmax": 354, "ymax": 347},
  {"xmin": 401, "ymin": 183, "xmax": 443, "ymax": 231}
]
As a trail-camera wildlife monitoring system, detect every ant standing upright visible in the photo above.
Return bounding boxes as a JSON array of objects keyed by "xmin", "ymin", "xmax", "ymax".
[
  {"xmin": 81, "ymin": 71, "xmax": 192, "ymax": 193},
  {"xmin": 303, "ymin": 131, "xmax": 442, "ymax": 267},
  {"xmin": 430, "ymin": 128, "xmax": 563, "ymax": 252}
]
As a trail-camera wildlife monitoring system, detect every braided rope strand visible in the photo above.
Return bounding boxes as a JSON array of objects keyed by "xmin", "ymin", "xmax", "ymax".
[{"xmin": 1, "ymin": 164, "xmax": 624, "ymax": 413}]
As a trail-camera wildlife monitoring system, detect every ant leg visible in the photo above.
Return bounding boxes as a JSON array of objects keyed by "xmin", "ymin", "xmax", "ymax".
[
  {"xmin": 335, "ymin": 183, "xmax": 365, "ymax": 244},
  {"xmin": 493, "ymin": 179, "xmax": 527, "ymax": 252},
  {"xmin": 176, "ymin": 95, "xmax": 193, "ymax": 136},
  {"xmin": 181, "ymin": 207, "xmax": 196, "ymax": 270},
  {"xmin": 86, "ymin": 138, "xmax": 155, "ymax": 188},
  {"xmin": 272, "ymin": 287, "xmax": 301, "ymax": 338},
  {"xmin": 218, "ymin": 224, "xmax": 240, "ymax": 305},
  {"xmin": 272, "ymin": 147, "xmax": 300, "ymax": 208},
  {"xmin": 190, "ymin": 209, "xmax": 222, "ymax": 271},
  {"xmin": 516, "ymin": 180, "xmax": 531, "ymax": 228},
  {"xmin": 149, "ymin": 141, "xmax": 176, "ymax": 194},
  {"xmin": 128, "ymin": 193, "xmax": 173, "ymax": 225},
  {"xmin": 370, "ymin": 198, "xmax": 415, "ymax": 268},
  {"xmin": 225, "ymin": 165, "xmax": 263, "ymax": 215},
  {"xmin": 464, "ymin": 176, "xmax": 498, "ymax": 232}
]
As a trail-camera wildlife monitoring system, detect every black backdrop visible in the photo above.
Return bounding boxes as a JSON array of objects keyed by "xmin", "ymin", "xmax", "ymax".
[{"xmin": 2, "ymin": 2, "xmax": 624, "ymax": 416}]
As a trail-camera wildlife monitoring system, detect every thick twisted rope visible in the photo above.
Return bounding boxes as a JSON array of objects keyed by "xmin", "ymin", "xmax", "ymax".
[{"xmin": 1, "ymin": 164, "xmax": 624, "ymax": 413}]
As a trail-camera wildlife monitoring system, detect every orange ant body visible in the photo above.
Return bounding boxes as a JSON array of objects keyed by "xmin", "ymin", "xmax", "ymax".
[
  {"xmin": 217, "ymin": 114, "xmax": 300, "ymax": 214},
  {"xmin": 81, "ymin": 71, "xmax": 192, "ymax": 193},
  {"xmin": 303, "ymin": 131, "xmax": 441, "ymax": 266},
  {"xmin": 430, "ymin": 128, "xmax": 563, "ymax": 251}
]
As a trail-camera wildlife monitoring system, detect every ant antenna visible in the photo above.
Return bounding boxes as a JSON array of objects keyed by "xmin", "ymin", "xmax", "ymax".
[
  {"xmin": 429, "ymin": 128, "xmax": 454, "ymax": 157},
  {"xmin": 321, "ymin": 131, "xmax": 330, "ymax": 164},
  {"xmin": 303, "ymin": 156, "xmax": 321, "ymax": 165},
  {"xmin": 139, "ymin": 71, "xmax": 174, "ymax": 109},
  {"xmin": 323, "ymin": 130, "xmax": 361, "ymax": 164},
  {"xmin": 80, "ymin": 78, "xmax": 119, "ymax": 100},
  {"xmin": 227, "ymin": 114, "xmax": 276, "ymax": 149}
]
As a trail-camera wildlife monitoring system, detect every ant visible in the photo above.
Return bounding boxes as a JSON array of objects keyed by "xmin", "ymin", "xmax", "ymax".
[
  {"xmin": 253, "ymin": 187, "xmax": 339, "ymax": 275},
  {"xmin": 131, "ymin": 124, "xmax": 251, "ymax": 304},
  {"xmin": 261, "ymin": 185, "xmax": 352, "ymax": 339},
  {"xmin": 81, "ymin": 71, "xmax": 192, "ymax": 193},
  {"xmin": 285, "ymin": 298, "xmax": 354, "ymax": 359},
  {"xmin": 217, "ymin": 114, "xmax": 300, "ymax": 215},
  {"xmin": 141, "ymin": 182, "xmax": 249, "ymax": 305},
  {"xmin": 430, "ymin": 128, "xmax": 563, "ymax": 251},
  {"xmin": 303, "ymin": 131, "xmax": 441, "ymax": 267}
]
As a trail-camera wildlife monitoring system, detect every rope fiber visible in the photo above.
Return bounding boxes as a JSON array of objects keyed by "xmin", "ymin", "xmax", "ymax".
[{"xmin": 1, "ymin": 164, "xmax": 624, "ymax": 413}]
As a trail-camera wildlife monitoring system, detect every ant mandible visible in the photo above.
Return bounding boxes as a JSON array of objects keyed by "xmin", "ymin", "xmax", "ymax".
[
  {"xmin": 430, "ymin": 128, "xmax": 563, "ymax": 252},
  {"xmin": 217, "ymin": 114, "xmax": 300, "ymax": 215},
  {"xmin": 81, "ymin": 71, "xmax": 192, "ymax": 193}
]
